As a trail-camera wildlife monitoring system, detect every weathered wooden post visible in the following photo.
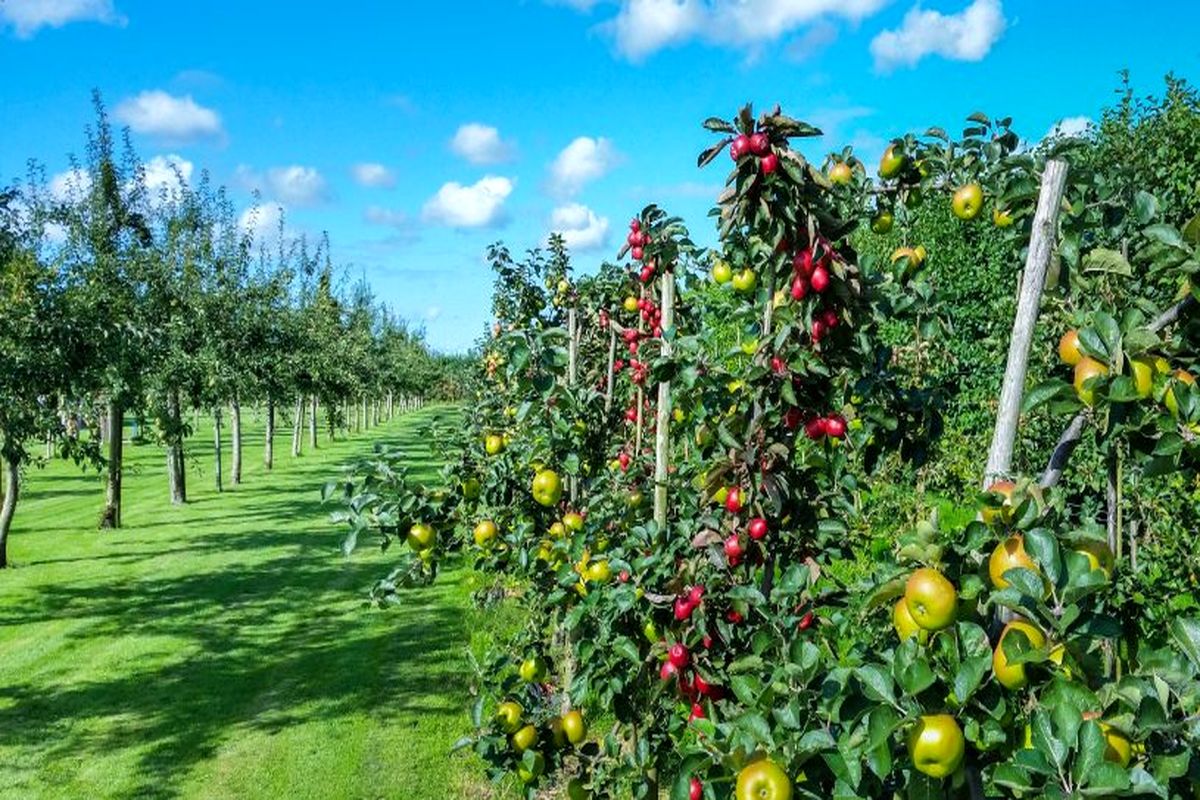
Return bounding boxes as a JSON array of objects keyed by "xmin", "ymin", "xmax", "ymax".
[
  {"xmin": 653, "ymin": 270, "xmax": 675, "ymax": 531},
  {"xmin": 982, "ymin": 159, "xmax": 1069, "ymax": 488}
]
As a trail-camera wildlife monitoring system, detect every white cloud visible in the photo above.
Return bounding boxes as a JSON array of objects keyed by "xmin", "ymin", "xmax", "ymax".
[
  {"xmin": 588, "ymin": 0, "xmax": 887, "ymax": 61},
  {"xmin": 546, "ymin": 0, "xmax": 603, "ymax": 10},
  {"xmin": 114, "ymin": 90, "xmax": 224, "ymax": 143},
  {"xmin": 870, "ymin": 0, "xmax": 1007, "ymax": 71},
  {"xmin": 549, "ymin": 203, "xmax": 611, "ymax": 252},
  {"xmin": 450, "ymin": 123, "xmax": 516, "ymax": 165},
  {"xmin": 1046, "ymin": 116, "xmax": 1092, "ymax": 140},
  {"xmin": 48, "ymin": 168, "xmax": 92, "ymax": 201},
  {"xmin": 141, "ymin": 154, "xmax": 194, "ymax": 197},
  {"xmin": 425, "ymin": 305, "xmax": 443, "ymax": 322},
  {"xmin": 238, "ymin": 202, "xmax": 287, "ymax": 242},
  {"xmin": 422, "ymin": 176, "xmax": 514, "ymax": 228},
  {"xmin": 351, "ymin": 162, "xmax": 396, "ymax": 188},
  {"xmin": 234, "ymin": 165, "xmax": 327, "ymax": 205},
  {"xmin": 0, "ymin": 0, "xmax": 124, "ymax": 38},
  {"xmin": 548, "ymin": 137, "xmax": 619, "ymax": 198}
]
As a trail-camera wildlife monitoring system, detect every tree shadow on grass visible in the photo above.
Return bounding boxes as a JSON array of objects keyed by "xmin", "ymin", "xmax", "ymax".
[{"xmin": 0, "ymin": 553, "xmax": 470, "ymax": 799}]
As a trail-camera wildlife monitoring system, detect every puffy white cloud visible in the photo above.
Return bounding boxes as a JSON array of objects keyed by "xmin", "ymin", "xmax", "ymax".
[
  {"xmin": 422, "ymin": 176, "xmax": 514, "ymax": 228},
  {"xmin": 870, "ymin": 0, "xmax": 1007, "ymax": 71},
  {"xmin": 580, "ymin": 0, "xmax": 887, "ymax": 61},
  {"xmin": 548, "ymin": 137, "xmax": 619, "ymax": 197},
  {"xmin": 450, "ymin": 123, "xmax": 516, "ymax": 165},
  {"xmin": 549, "ymin": 203, "xmax": 610, "ymax": 252},
  {"xmin": 238, "ymin": 165, "xmax": 329, "ymax": 206},
  {"xmin": 0, "ymin": 0, "xmax": 124, "ymax": 38},
  {"xmin": 141, "ymin": 154, "xmax": 194, "ymax": 197},
  {"xmin": 269, "ymin": 166, "xmax": 327, "ymax": 205},
  {"xmin": 114, "ymin": 90, "xmax": 224, "ymax": 143},
  {"xmin": 1046, "ymin": 116, "xmax": 1092, "ymax": 140},
  {"xmin": 48, "ymin": 167, "xmax": 92, "ymax": 201},
  {"xmin": 238, "ymin": 202, "xmax": 287, "ymax": 242},
  {"xmin": 425, "ymin": 305, "xmax": 443, "ymax": 322},
  {"xmin": 351, "ymin": 162, "xmax": 396, "ymax": 188}
]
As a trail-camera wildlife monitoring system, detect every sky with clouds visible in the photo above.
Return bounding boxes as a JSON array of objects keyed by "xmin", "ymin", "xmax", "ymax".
[{"xmin": 1, "ymin": 0, "xmax": 1197, "ymax": 352}]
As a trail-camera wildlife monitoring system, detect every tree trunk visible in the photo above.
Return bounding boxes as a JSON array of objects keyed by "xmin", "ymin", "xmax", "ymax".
[
  {"xmin": 102, "ymin": 399, "xmax": 123, "ymax": 529},
  {"xmin": 213, "ymin": 407, "xmax": 224, "ymax": 493},
  {"xmin": 982, "ymin": 159, "xmax": 1069, "ymax": 487},
  {"xmin": 230, "ymin": 396, "xmax": 243, "ymax": 486},
  {"xmin": 362, "ymin": 395, "xmax": 369, "ymax": 429},
  {"xmin": 291, "ymin": 395, "xmax": 304, "ymax": 457},
  {"xmin": 0, "ymin": 456, "xmax": 19, "ymax": 568},
  {"xmin": 167, "ymin": 390, "xmax": 186, "ymax": 505},
  {"xmin": 265, "ymin": 396, "xmax": 275, "ymax": 470},
  {"xmin": 309, "ymin": 395, "xmax": 318, "ymax": 449}
]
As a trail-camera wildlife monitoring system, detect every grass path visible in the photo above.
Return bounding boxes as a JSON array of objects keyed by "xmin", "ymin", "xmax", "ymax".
[{"xmin": 0, "ymin": 406, "xmax": 483, "ymax": 799}]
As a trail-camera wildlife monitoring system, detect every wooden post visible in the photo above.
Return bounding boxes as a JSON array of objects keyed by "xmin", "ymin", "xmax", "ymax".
[
  {"xmin": 604, "ymin": 328, "xmax": 617, "ymax": 414},
  {"xmin": 634, "ymin": 285, "xmax": 647, "ymax": 456},
  {"xmin": 982, "ymin": 159, "xmax": 1069, "ymax": 488},
  {"xmin": 653, "ymin": 271, "xmax": 675, "ymax": 531},
  {"xmin": 567, "ymin": 308, "xmax": 579, "ymax": 504}
]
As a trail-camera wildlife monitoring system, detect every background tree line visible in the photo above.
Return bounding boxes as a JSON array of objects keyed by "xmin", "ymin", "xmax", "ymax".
[{"xmin": 0, "ymin": 94, "xmax": 470, "ymax": 567}]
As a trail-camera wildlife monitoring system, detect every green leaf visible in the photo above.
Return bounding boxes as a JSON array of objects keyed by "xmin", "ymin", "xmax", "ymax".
[
  {"xmin": 1133, "ymin": 191, "xmax": 1159, "ymax": 225},
  {"xmin": 1144, "ymin": 223, "xmax": 1185, "ymax": 248},
  {"xmin": 1022, "ymin": 379, "xmax": 1073, "ymax": 413},
  {"xmin": 1169, "ymin": 617, "xmax": 1200, "ymax": 671},
  {"xmin": 1023, "ymin": 528, "xmax": 1062, "ymax": 586},
  {"xmin": 855, "ymin": 664, "xmax": 897, "ymax": 707},
  {"xmin": 1083, "ymin": 248, "xmax": 1132, "ymax": 276}
]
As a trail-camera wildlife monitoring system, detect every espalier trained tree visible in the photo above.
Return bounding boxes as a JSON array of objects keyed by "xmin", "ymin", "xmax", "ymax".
[{"xmin": 329, "ymin": 104, "xmax": 1200, "ymax": 799}]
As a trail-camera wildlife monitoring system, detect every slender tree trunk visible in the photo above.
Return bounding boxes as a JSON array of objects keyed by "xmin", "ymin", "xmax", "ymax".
[
  {"xmin": 654, "ymin": 272, "xmax": 675, "ymax": 530},
  {"xmin": 103, "ymin": 399, "xmax": 123, "ymax": 529},
  {"xmin": 230, "ymin": 396, "xmax": 243, "ymax": 486},
  {"xmin": 0, "ymin": 456, "xmax": 19, "ymax": 568},
  {"xmin": 361, "ymin": 395, "xmax": 368, "ymax": 430},
  {"xmin": 291, "ymin": 395, "xmax": 304, "ymax": 457},
  {"xmin": 309, "ymin": 395, "xmax": 318, "ymax": 449},
  {"xmin": 213, "ymin": 407, "xmax": 224, "ymax": 493},
  {"xmin": 167, "ymin": 390, "xmax": 187, "ymax": 505},
  {"xmin": 265, "ymin": 396, "xmax": 275, "ymax": 470}
]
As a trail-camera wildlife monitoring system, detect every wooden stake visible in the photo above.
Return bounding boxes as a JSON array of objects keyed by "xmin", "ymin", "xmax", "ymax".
[
  {"xmin": 982, "ymin": 159, "xmax": 1069, "ymax": 487},
  {"xmin": 653, "ymin": 271, "xmax": 675, "ymax": 531}
]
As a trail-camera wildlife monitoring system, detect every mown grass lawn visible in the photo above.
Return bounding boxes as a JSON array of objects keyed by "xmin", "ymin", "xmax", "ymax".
[{"xmin": 0, "ymin": 406, "xmax": 493, "ymax": 800}]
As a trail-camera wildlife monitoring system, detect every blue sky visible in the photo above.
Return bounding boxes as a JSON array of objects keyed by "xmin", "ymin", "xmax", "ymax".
[{"xmin": 2, "ymin": 0, "xmax": 1197, "ymax": 352}]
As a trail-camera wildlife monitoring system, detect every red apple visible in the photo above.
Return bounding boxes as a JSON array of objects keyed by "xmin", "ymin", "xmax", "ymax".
[
  {"xmin": 668, "ymin": 643, "xmax": 690, "ymax": 669},
  {"xmin": 805, "ymin": 416, "xmax": 827, "ymax": 440},
  {"xmin": 674, "ymin": 597, "xmax": 694, "ymax": 621},
  {"xmin": 631, "ymin": 246, "xmax": 644, "ymax": 261},
  {"xmin": 730, "ymin": 134, "xmax": 750, "ymax": 160},
  {"xmin": 660, "ymin": 661, "xmax": 679, "ymax": 681},
  {"xmin": 723, "ymin": 534, "xmax": 744, "ymax": 560},
  {"xmin": 810, "ymin": 266, "xmax": 830, "ymax": 293},
  {"xmin": 749, "ymin": 132, "xmax": 770, "ymax": 155},
  {"xmin": 724, "ymin": 486, "xmax": 743, "ymax": 514},
  {"xmin": 760, "ymin": 153, "xmax": 778, "ymax": 175},
  {"xmin": 791, "ymin": 275, "xmax": 808, "ymax": 300},
  {"xmin": 748, "ymin": 517, "xmax": 768, "ymax": 540},
  {"xmin": 688, "ymin": 585, "xmax": 705, "ymax": 605},
  {"xmin": 690, "ymin": 777, "xmax": 703, "ymax": 800},
  {"xmin": 825, "ymin": 415, "xmax": 847, "ymax": 439}
]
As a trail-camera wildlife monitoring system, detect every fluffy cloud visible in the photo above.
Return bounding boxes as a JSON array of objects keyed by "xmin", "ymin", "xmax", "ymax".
[
  {"xmin": 0, "ymin": 0, "xmax": 124, "ymax": 38},
  {"xmin": 352, "ymin": 162, "xmax": 396, "ymax": 188},
  {"xmin": 238, "ymin": 202, "xmax": 287, "ymax": 242},
  {"xmin": 549, "ymin": 203, "xmax": 610, "ymax": 252},
  {"xmin": 579, "ymin": 0, "xmax": 887, "ymax": 61},
  {"xmin": 422, "ymin": 176, "xmax": 514, "ymax": 228},
  {"xmin": 236, "ymin": 165, "xmax": 328, "ymax": 206},
  {"xmin": 142, "ymin": 154, "xmax": 194, "ymax": 197},
  {"xmin": 548, "ymin": 137, "xmax": 619, "ymax": 198},
  {"xmin": 870, "ymin": 0, "xmax": 1007, "ymax": 71},
  {"xmin": 114, "ymin": 90, "xmax": 224, "ymax": 143},
  {"xmin": 48, "ymin": 167, "xmax": 92, "ymax": 201},
  {"xmin": 450, "ymin": 123, "xmax": 516, "ymax": 165},
  {"xmin": 1046, "ymin": 116, "xmax": 1092, "ymax": 140}
]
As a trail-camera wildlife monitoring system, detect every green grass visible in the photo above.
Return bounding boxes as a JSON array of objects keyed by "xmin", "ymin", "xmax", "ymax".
[{"xmin": 0, "ymin": 405, "xmax": 494, "ymax": 800}]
